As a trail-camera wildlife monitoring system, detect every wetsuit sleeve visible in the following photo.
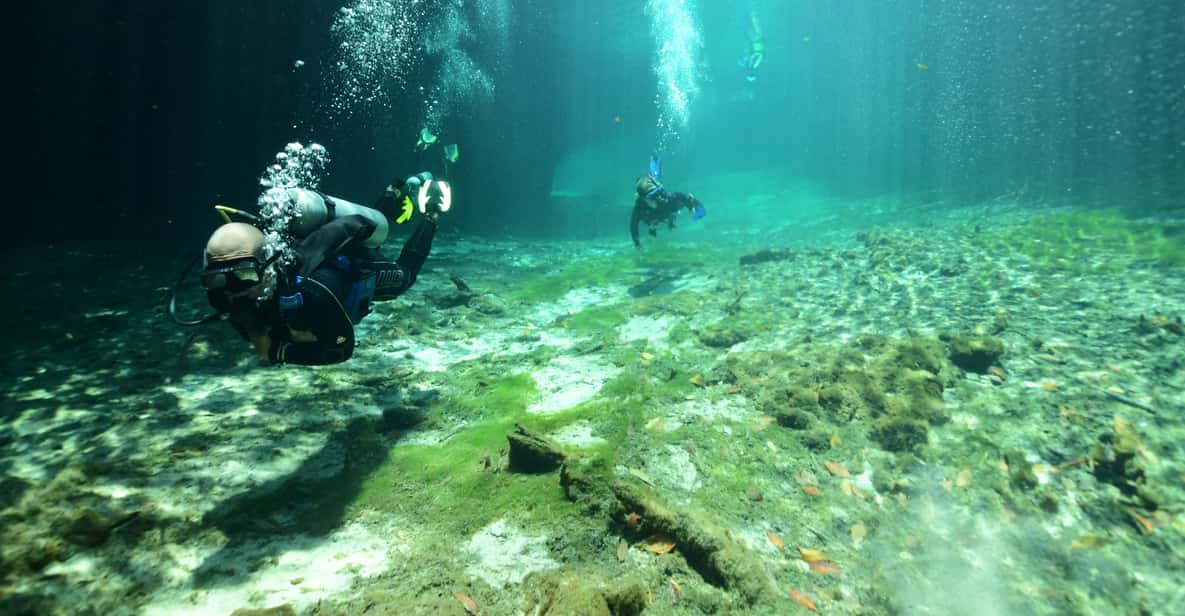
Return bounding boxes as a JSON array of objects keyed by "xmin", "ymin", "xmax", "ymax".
[
  {"xmin": 295, "ymin": 215, "xmax": 377, "ymax": 277},
  {"xmin": 392, "ymin": 217, "xmax": 437, "ymax": 289},
  {"xmin": 267, "ymin": 276, "xmax": 356, "ymax": 366},
  {"xmin": 630, "ymin": 198, "xmax": 644, "ymax": 249}
]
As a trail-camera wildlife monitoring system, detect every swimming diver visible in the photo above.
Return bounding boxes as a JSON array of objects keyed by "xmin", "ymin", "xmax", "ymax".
[
  {"xmin": 630, "ymin": 157, "xmax": 705, "ymax": 250},
  {"xmin": 197, "ymin": 177, "xmax": 450, "ymax": 365},
  {"xmin": 737, "ymin": 2, "xmax": 764, "ymax": 82}
]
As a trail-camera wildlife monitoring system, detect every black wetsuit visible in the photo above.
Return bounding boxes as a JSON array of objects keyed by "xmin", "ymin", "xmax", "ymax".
[
  {"xmin": 225, "ymin": 214, "xmax": 435, "ymax": 366},
  {"xmin": 629, "ymin": 191, "xmax": 700, "ymax": 249}
]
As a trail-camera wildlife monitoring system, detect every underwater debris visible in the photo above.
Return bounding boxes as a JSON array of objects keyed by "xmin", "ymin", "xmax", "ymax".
[
  {"xmin": 738, "ymin": 248, "xmax": 794, "ymax": 266},
  {"xmin": 616, "ymin": 540, "xmax": 630, "ymax": 561},
  {"xmin": 611, "ymin": 482, "xmax": 777, "ymax": 605},
  {"xmin": 507, "ymin": 424, "xmax": 567, "ymax": 473},
  {"xmin": 798, "ymin": 546, "xmax": 826, "ymax": 562}
]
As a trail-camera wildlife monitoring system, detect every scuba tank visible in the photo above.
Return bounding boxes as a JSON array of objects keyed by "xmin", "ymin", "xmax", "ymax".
[{"xmin": 286, "ymin": 188, "xmax": 389, "ymax": 248}]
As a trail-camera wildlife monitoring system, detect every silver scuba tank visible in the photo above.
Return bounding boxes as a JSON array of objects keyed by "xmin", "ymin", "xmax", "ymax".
[{"xmin": 285, "ymin": 188, "xmax": 389, "ymax": 248}]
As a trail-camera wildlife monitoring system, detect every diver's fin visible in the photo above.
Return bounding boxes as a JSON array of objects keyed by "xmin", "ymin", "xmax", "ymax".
[{"xmin": 443, "ymin": 143, "xmax": 459, "ymax": 163}]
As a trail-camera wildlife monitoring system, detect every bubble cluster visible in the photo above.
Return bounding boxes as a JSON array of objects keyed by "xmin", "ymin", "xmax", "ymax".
[
  {"xmin": 646, "ymin": 0, "xmax": 704, "ymax": 152},
  {"xmin": 326, "ymin": 0, "xmax": 500, "ymax": 132},
  {"xmin": 421, "ymin": 0, "xmax": 496, "ymax": 130},
  {"xmin": 326, "ymin": 0, "xmax": 424, "ymax": 120},
  {"xmin": 256, "ymin": 142, "xmax": 331, "ymax": 266}
]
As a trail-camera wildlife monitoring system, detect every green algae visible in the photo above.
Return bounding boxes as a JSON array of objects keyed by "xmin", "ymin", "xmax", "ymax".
[{"xmin": 986, "ymin": 209, "xmax": 1185, "ymax": 271}]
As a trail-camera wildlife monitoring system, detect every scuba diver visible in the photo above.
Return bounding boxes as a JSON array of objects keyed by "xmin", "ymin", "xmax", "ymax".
[
  {"xmin": 630, "ymin": 156, "xmax": 705, "ymax": 250},
  {"xmin": 189, "ymin": 175, "xmax": 451, "ymax": 365},
  {"xmin": 737, "ymin": 2, "xmax": 764, "ymax": 82}
]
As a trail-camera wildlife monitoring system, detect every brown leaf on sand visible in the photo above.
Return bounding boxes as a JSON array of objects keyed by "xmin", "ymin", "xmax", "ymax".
[
  {"xmin": 789, "ymin": 589, "xmax": 817, "ymax": 611},
  {"xmin": 689, "ymin": 374, "xmax": 706, "ymax": 387},
  {"xmin": 798, "ymin": 546, "xmax": 827, "ymax": 562},
  {"xmin": 808, "ymin": 560, "xmax": 842, "ymax": 575},
  {"xmin": 640, "ymin": 534, "xmax": 676, "ymax": 554},
  {"xmin": 851, "ymin": 522, "xmax": 867, "ymax": 547},
  {"xmin": 824, "ymin": 460, "xmax": 850, "ymax": 478},
  {"xmin": 616, "ymin": 540, "xmax": 630, "ymax": 561},
  {"xmin": 453, "ymin": 592, "xmax": 479, "ymax": 615},
  {"xmin": 767, "ymin": 531, "xmax": 785, "ymax": 552},
  {"xmin": 955, "ymin": 468, "xmax": 973, "ymax": 489},
  {"xmin": 802, "ymin": 485, "xmax": 821, "ymax": 497}
]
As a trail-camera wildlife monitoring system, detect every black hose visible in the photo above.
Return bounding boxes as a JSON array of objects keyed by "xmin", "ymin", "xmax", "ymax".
[{"xmin": 168, "ymin": 251, "xmax": 223, "ymax": 327}]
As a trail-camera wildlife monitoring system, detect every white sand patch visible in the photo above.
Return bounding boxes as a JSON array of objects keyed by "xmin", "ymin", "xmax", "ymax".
[
  {"xmin": 465, "ymin": 519, "xmax": 558, "ymax": 588},
  {"xmin": 528, "ymin": 355, "xmax": 620, "ymax": 414},
  {"xmin": 549, "ymin": 421, "xmax": 607, "ymax": 448},
  {"xmin": 646, "ymin": 445, "xmax": 701, "ymax": 492},
  {"xmin": 527, "ymin": 285, "xmax": 628, "ymax": 324},
  {"xmin": 618, "ymin": 315, "xmax": 676, "ymax": 347},
  {"xmin": 666, "ymin": 397, "xmax": 755, "ymax": 426},
  {"xmin": 142, "ymin": 521, "xmax": 396, "ymax": 616}
]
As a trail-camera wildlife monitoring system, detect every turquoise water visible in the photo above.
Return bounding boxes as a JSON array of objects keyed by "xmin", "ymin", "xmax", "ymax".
[{"xmin": 1, "ymin": 2, "xmax": 1183, "ymax": 615}]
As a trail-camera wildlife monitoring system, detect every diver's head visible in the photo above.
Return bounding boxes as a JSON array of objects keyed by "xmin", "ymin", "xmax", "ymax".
[
  {"xmin": 201, "ymin": 222, "xmax": 276, "ymax": 310},
  {"xmin": 636, "ymin": 176, "xmax": 663, "ymax": 199}
]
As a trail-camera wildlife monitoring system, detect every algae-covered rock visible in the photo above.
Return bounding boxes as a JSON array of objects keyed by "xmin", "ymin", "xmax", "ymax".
[
  {"xmin": 229, "ymin": 605, "xmax": 296, "ymax": 616},
  {"xmin": 604, "ymin": 580, "xmax": 649, "ymax": 616},
  {"xmin": 943, "ymin": 334, "xmax": 1005, "ymax": 373},
  {"xmin": 508, "ymin": 424, "xmax": 567, "ymax": 473},
  {"xmin": 774, "ymin": 408, "xmax": 816, "ymax": 430},
  {"xmin": 800, "ymin": 430, "xmax": 832, "ymax": 452},
  {"xmin": 696, "ymin": 322, "xmax": 751, "ymax": 348},
  {"xmin": 872, "ymin": 416, "xmax": 929, "ymax": 452}
]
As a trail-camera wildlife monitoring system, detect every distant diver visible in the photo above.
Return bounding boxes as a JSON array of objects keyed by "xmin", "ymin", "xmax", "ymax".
[
  {"xmin": 174, "ymin": 174, "xmax": 451, "ymax": 365},
  {"xmin": 630, "ymin": 156, "xmax": 705, "ymax": 250},
  {"xmin": 736, "ymin": 2, "xmax": 764, "ymax": 82}
]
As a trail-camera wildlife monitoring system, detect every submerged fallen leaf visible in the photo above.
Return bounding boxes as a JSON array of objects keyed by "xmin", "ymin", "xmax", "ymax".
[
  {"xmin": 670, "ymin": 579, "xmax": 682, "ymax": 603},
  {"xmin": 840, "ymin": 480, "xmax": 865, "ymax": 499},
  {"xmin": 808, "ymin": 560, "xmax": 842, "ymax": 575},
  {"xmin": 1070, "ymin": 533, "xmax": 1112, "ymax": 550},
  {"xmin": 629, "ymin": 468, "xmax": 654, "ymax": 485},
  {"xmin": 1133, "ymin": 513, "xmax": 1156, "ymax": 534},
  {"xmin": 725, "ymin": 385, "xmax": 742, "ymax": 394},
  {"xmin": 824, "ymin": 461, "xmax": 850, "ymax": 477},
  {"xmin": 802, "ymin": 486, "xmax": 821, "ymax": 497},
  {"xmin": 767, "ymin": 531, "xmax": 785, "ymax": 552},
  {"xmin": 640, "ymin": 534, "xmax": 676, "ymax": 554},
  {"xmin": 751, "ymin": 416, "xmax": 775, "ymax": 431},
  {"xmin": 1040, "ymin": 380, "xmax": 1058, "ymax": 392},
  {"xmin": 955, "ymin": 468, "xmax": 973, "ymax": 488},
  {"xmin": 453, "ymin": 592, "xmax": 478, "ymax": 615},
  {"xmin": 689, "ymin": 374, "xmax": 706, "ymax": 387},
  {"xmin": 789, "ymin": 588, "xmax": 818, "ymax": 611},
  {"xmin": 830, "ymin": 433, "xmax": 843, "ymax": 448},
  {"xmin": 851, "ymin": 522, "xmax": 867, "ymax": 547},
  {"xmin": 644, "ymin": 417, "xmax": 665, "ymax": 431},
  {"xmin": 641, "ymin": 352, "xmax": 655, "ymax": 361},
  {"xmin": 798, "ymin": 546, "xmax": 826, "ymax": 562},
  {"xmin": 616, "ymin": 540, "xmax": 630, "ymax": 561}
]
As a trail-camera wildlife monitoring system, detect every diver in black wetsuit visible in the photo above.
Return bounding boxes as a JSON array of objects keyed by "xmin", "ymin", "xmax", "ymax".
[
  {"xmin": 200, "ymin": 178, "xmax": 450, "ymax": 366},
  {"xmin": 629, "ymin": 174, "xmax": 705, "ymax": 250}
]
